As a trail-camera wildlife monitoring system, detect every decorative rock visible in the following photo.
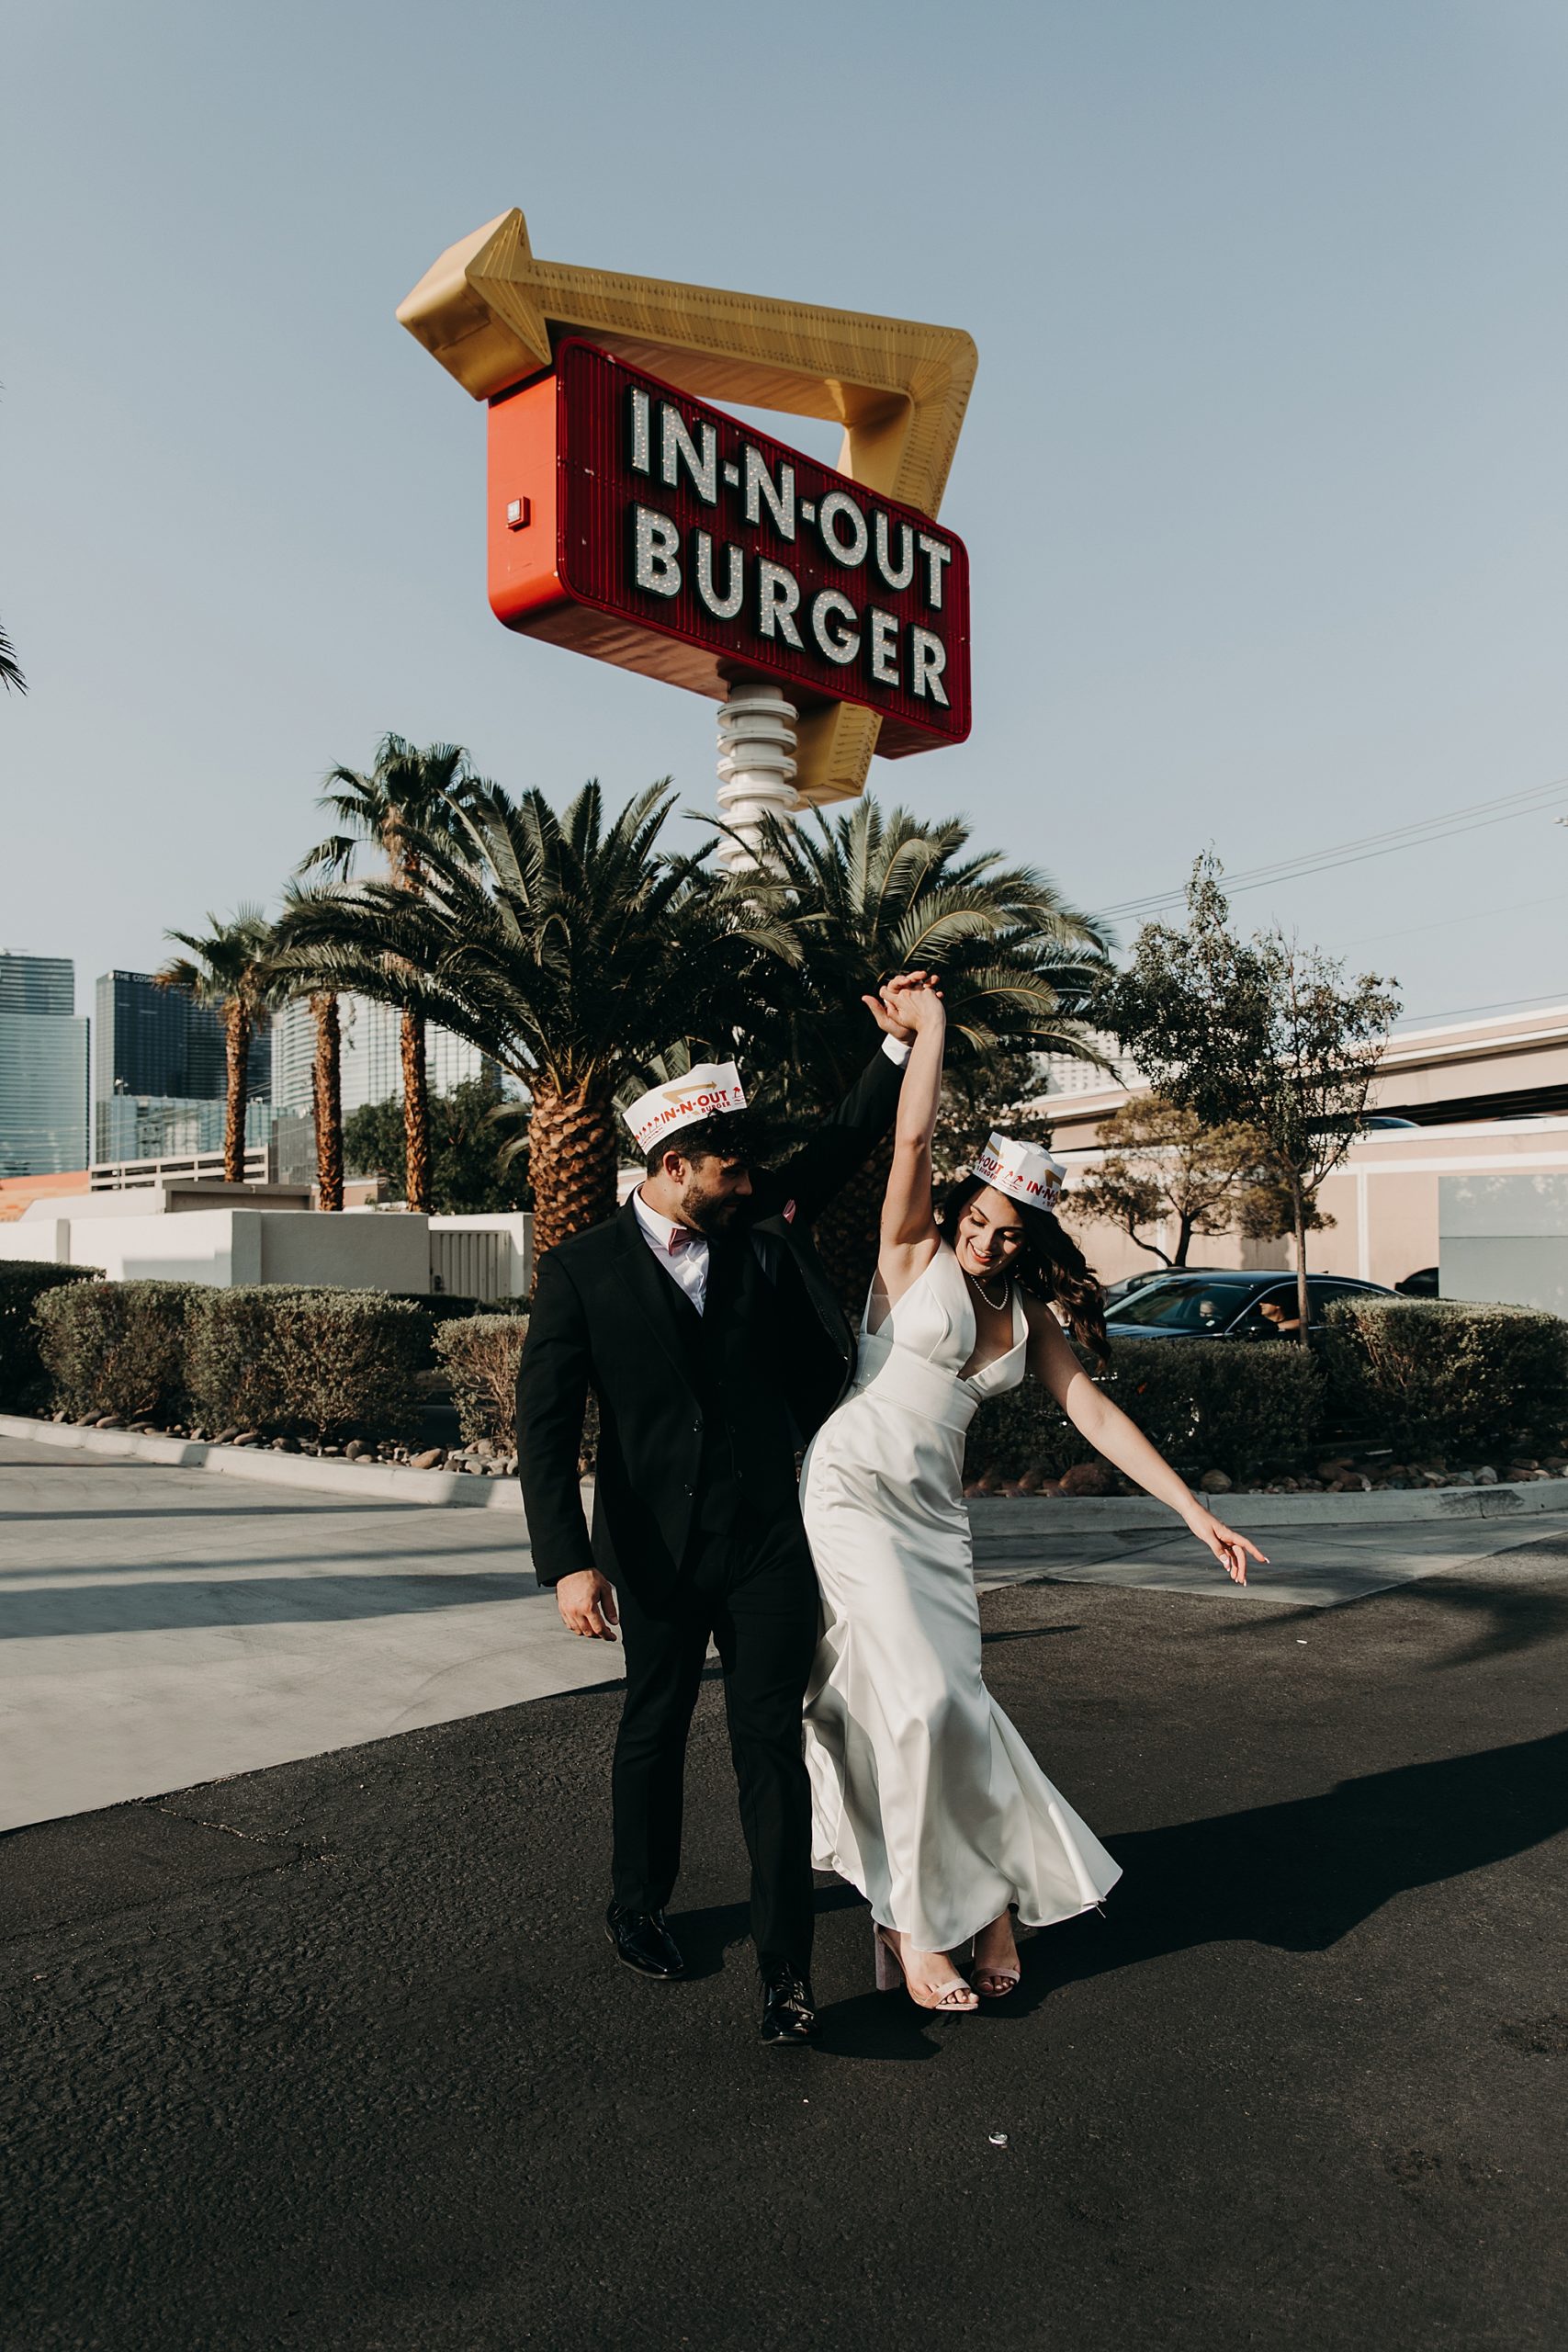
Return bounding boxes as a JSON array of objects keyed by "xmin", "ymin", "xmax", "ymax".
[
  {"xmin": 231, "ymin": 1432, "xmax": 262, "ymax": 1448},
  {"xmin": 344, "ymin": 1440, "xmax": 367, "ymax": 1461},
  {"xmin": 95, "ymin": 1414, "xmax": 124, "ymax": 1430},
  {"xmin": 214, "ymin": 1427, "xmax": 241, "ymax": 1445},
  {"xmin": 1473, "ymin": 1464, "xmax": 1498, "ymax": 1485},
  {"xmin": 410, "ymin": 1447, "xmax": 445, "ymax": 1471},
  {"xmin": 1198, "ymin": 1468, "xmax": 1233, "ymax": 1494},
  {"xmin": 1059, "ymin": 1462, "xmax": 1115, "ymax": 1498}
]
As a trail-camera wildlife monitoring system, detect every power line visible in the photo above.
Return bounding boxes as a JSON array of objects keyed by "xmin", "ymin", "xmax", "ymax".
[
  {"xmin": 1096, "ymin": 773, "xmax": 1568, "ymax": 925},
  {"xmin": 1393, "ymin": 989, "xmax": 1568, "ymax": 1030},
  {"xmin": 1330, "ymin": 888, "xmax": 1567, "ymax": 956}
]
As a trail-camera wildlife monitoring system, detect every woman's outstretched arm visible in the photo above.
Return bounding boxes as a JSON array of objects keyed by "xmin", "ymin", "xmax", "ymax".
[
  {"xmin": 1023, "ymin": 1301, "xmax": 1269, "ymax": 1586},
  {"xmin": 876, "ymin": 978, "xmax": 946, "ymax": 1300}
]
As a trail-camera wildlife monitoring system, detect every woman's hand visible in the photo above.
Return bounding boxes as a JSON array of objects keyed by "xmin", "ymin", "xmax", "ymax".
[{"xmin": 1186, "ymin": 1510, "xmax": 1269, "ymax": 1586}]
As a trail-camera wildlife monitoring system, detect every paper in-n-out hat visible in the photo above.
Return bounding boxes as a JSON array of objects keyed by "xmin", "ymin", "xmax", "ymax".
[
  {"xmin": 973, "ymin": 1131, "xmax": 1066, "ymax": 1211},
  {"xmin": 623, "ymin": 1064, "xmax": 748, "ymax": 1157}
]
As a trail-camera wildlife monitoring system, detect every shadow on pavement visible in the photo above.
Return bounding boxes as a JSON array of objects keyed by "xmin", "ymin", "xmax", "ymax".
[
  {"xmin": 1044, "ymin": 1724, "xmax": 1568, "ymax": 1984},
  {"xmin": 0, "ymin": 1499, "xmax": 421, "ymax": 1521},
  {"xmin": 0, "ymin": 1570, "xmax": 542, "ymax": 1637},
  {"xmin": 817, "ymin": 1727, "xmax": 1568, "ymax": 2053}
]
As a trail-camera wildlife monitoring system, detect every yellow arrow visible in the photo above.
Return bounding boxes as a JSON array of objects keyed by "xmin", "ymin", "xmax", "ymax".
[{"xmin": 398, "ymin": 209, "xmax": 977, "ymax": 804}]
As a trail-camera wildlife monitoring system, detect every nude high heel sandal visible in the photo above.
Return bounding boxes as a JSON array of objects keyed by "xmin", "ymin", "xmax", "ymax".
[
  {"xmin": 969, "ymin": 1920, "xmax": 1021, "ymax": 1999},
  {"xmin": 874, "ymin": 1925, "xmax": 978, "ymax": 2012}
]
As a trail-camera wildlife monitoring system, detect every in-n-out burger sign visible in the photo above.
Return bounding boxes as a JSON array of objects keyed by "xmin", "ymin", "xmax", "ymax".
[{"xmin": 488, "ymin": 340, "xmax": 970, "ymax": 755}]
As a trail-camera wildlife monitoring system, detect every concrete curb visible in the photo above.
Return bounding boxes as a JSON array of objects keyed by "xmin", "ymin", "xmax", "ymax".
[
  {"xmin": 5, "ymin": 1412, "xmax": 1566, "ymax": 1532},
  {"xmin": 967, "ymin": 1481, "xmax": 1568, "ymax": 1534},
  {"xmin": 0, "ymin": 1414, "xmax": 525, "ymax": 1510}
]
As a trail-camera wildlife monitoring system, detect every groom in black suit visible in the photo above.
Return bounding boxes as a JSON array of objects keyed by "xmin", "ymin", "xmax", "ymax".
[{"xmin": 516, "ymin": 980, "xmax": 924, "ymax": 2044}]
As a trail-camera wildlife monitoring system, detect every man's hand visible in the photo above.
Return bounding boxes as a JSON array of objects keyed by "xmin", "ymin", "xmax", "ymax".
[
  {"xmin": 557, "ymin": 1567, "xmax": 620, "ymax": 1640},
  {"xmin": 863, "ymin": 969, "xmax": 943, "ymax": 1046}
]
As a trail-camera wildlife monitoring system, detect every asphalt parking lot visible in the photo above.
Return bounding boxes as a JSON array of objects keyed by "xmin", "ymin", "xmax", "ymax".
[{"xmin": 4, "ymin": 1529, "xmax": 1565, "ymax": 2351}]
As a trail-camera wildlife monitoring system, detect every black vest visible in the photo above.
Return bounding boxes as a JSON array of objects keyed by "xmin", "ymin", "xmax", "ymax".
[{"xmin": 667, "ymin": 1237, "xmax": 798, "ymax": 1544}]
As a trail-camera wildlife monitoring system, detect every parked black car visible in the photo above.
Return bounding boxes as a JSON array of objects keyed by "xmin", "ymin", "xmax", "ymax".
[
  {"xmin": 1103, "ymin": 1268, "xmax": 1394, "ymax": 1341},
  {"xmin": 1102, "ymin": 1267, "xmax": 1222, "ymax": 1309},
  {"xmin": 1395, "ymin": 1266, "xmax": 1439, "ymax": 1297}
]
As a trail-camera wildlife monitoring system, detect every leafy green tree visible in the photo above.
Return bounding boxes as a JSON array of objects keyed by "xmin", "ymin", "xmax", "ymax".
[
  {"xmin": 1070, "ymin": 1095, "xmax": 1279, "ymax": 1268},
  {"xmin": 299, "ymin": 734, "xmax": 480, "ymax": 1215},
  {"xmin": 1094, "ymin": 857, "xmax": 1399, "ymax": 1333},
  {"xmin": 343, "ymin": 1076, "xmax": 530, "ymax": 1214},
  {"xmin": 277, "ymin": 780, "xmax": 794, "ymax": 1258},
  {"xmin": 154, "ymin": 909, "xmax": 278, "ymax": 1184}
]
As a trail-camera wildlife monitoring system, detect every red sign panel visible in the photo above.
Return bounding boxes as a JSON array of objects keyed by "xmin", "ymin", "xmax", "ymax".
[{"xmin": 487, "ymin": 338, "xmax": 970, "ymax": 756}]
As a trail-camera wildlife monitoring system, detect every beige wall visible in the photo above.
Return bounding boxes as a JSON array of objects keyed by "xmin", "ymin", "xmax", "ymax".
[{"xmin": 1060, "ymin": 1119, "xmax": 1568, "ymax": 1292}]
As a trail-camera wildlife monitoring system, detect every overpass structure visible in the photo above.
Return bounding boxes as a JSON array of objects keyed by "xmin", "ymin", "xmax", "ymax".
[{"xmin": 1042, "ymin": 1001, "xmax": 1568, "ymax": 1297}]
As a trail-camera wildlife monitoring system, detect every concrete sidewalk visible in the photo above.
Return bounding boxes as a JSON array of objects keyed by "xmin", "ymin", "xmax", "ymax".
[
  {"xmin": 5, "ymin": 1428, "xmax": 1566, "ymax": 1832},
  {"xmin": 0, "ymin": 1436, "xmax": 608, "ymax": 1831}
]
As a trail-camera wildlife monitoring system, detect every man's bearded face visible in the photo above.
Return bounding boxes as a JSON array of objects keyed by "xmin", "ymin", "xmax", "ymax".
[{"xmin": 677, "ymin": 1152, "xmax": 753, "ymax": 1235}]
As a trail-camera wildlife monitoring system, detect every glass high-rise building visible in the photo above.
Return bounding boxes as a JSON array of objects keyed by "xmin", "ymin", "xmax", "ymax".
[
  {"xmin": 0, "ymin": 954, "xmax": 90, "ymax": 1175},
  {"xmin": 94, "ymin": 970, "xmax": 269, "ymax": 1104},
  {"xmin": 271, "ymin": 994, "xmax": 485, "ymax": 1123},
  {"xmin": 92, "ymin": 970, "xmax": 270, "ymax": 1164}
]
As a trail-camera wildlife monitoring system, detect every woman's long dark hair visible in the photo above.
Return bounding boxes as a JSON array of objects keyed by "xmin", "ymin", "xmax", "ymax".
[{"xmin": 937, "ymin": 1173, "xmax": 1111, "ymax": 1363}]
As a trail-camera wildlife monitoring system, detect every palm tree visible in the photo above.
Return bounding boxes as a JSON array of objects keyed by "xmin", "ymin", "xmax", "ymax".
[
  {"xmin": 730, "ymin": 798, "xmax": 1115, "ymax": 1305},
  {"xmin": 270, "ymin": 880, "xmax": 352, "ymax": 1212},
  {"xmin": 0, "ymin": 616, "xmax": 24, "ymax": 695},
  {"xmin": 154, "ymin": 909, "xmax": 277, "ymax": 1185},
  {"xmin": 299, "ymin": 734, "xmax": 478, "ymax": 1214},
  {"xmin": 276, "ymin": 780, "xmax": 795, "ymax": 1259},
  {"xmin": 309, "ymin": 990, "xmax": 344, "ymax": 1212}
]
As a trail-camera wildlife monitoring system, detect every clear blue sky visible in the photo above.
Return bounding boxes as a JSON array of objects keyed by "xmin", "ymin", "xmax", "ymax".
[{"xmin": 4, "ymin": 0, "xmax": 1564, "ymax": 1029}]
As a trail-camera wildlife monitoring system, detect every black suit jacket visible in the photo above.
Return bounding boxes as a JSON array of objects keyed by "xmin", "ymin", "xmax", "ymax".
[{"xmin": 515, "ymin": 1047, "xmax": 902, "ymax": 1595}]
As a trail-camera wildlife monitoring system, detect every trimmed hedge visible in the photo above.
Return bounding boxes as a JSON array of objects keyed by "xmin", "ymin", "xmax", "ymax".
[
  {"xmin": 33, "ymin": 1278, "xmax": 428, "ymax": 1443},
  {"xmin": 1322, "ymin": 1297, "xmax": 1568, "ymax": 1460},
  {"xmin": 34, "ymin": 1278, "xmax": 205, "ymax": 1425},
  {"xmin": 0, "ymin": 1261, "xmax": 101, "ymax": 1413},
  {"xmin": 968, "ymin": 1336, "xmax": 1324, "ymax": 1485},
  {"xmin": 434, "ymin": 1314, "xmax": 529, "ymax": 1449},
  {"xmin": 187, "ymin": 1287, "xmax": 427, "ymax": 1442}
]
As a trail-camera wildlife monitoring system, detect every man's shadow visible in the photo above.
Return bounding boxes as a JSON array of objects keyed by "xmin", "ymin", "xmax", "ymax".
[{"xmin": 674, "ymin": 1728, "xmax": 1568, "ymax": 2059}]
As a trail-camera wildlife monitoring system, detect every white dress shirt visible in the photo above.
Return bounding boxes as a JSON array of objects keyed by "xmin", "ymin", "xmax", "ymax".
[
  {"xmin": 632, "ymin": 1186, "xmax": 713, "ymax": 1314},
  {"xmin": 632, "ymin": 1035, "xmax": 912, "ymax": 1315}
]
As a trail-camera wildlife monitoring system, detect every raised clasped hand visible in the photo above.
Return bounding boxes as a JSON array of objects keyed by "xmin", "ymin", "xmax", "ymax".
[{"xmin": 863, "ymin": 968, "xmax": 944, "ymax": 1044}]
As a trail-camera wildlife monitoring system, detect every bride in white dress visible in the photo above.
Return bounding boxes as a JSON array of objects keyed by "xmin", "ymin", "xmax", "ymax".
[{"xmin": 801, "ymin": 981, "xmax": 1266, "ymax": 2011}]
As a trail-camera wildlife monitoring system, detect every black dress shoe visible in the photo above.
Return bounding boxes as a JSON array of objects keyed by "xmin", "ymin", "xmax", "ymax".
[
  {"xmin": 759, "ymin": 1973, "xmax": 817, "ymax": 2045},
  {"xmin": 604, "ymin": 1905, "xmax": 685, "ymax": 1978}
]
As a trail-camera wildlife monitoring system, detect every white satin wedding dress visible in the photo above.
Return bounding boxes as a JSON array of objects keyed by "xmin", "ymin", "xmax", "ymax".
[{"xmin": 801, "ymin": 1239, "xmax": 1122, "ymax": 1953}]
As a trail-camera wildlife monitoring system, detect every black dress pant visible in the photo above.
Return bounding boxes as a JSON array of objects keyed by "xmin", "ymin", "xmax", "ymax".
[{"xmin": 610, "ymin": 1504, "xmax": 820, "ymax": 1978}]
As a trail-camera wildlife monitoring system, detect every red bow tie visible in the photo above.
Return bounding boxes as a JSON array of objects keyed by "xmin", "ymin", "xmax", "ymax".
[{"xmin": 667, "ymin": 1227, "xmax": 694, "ymax": 1253}]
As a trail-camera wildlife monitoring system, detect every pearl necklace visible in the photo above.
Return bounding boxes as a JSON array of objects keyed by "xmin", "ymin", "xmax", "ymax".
[{"xmin": 966, "ymin": 1267, "xmax": 1010, "ymax": 1314}]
